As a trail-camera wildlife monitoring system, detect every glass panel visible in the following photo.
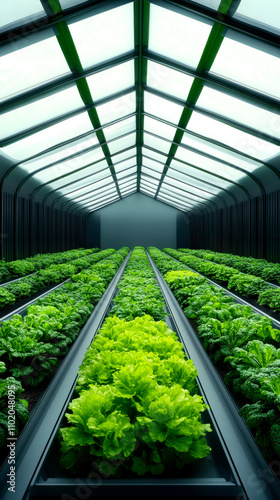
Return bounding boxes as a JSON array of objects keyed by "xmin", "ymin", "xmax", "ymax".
[
  {"xmin": 142, "ymin": 157, "xmax": 165, "ymax": 173},
  {"xmin": 144, "ymin": 92, "xmax": 183, "ymax": 125},
  {"xmin": 170, "ymin": 159, "xmax": 233, "ymax": 189},
  {"xmin": 121, "ymin": 187, "xmax": 136, "ymax": 195},
  {"xmin": 163, "ymin": 174, "xmax": 212, "ymax": 199},
  {"xmin": 80, "ymin": 196, "xmax": 119, "ymax": 210},
  {"xmin": 149, "ymin": 4, "xmax": 212, "ymax": 68},
  {"xmin": 69, "ymin": 3, "xmax": 134, "ymax": 69},
  {"xmin": 87, "ymin": 60, "xmax": 135, "ymax": 101},
  {"xmin": 175, "ymin": 145, "xmax": 244, "ymax": 181},
  {"xmin": 87, "ymin": 196, "xmax": 120, "ymax": 211},
  {"xmin": 79, "ymin": 184, "xmax": 117, "ymax": 199},
  {"xmin": 0, "ymin": 87, "xmax": 84, "ymax": 140},
  {"xmin": 163, "ymin": 177, "xmax": 205, "ymax": 201},
  {"xmin": 3, "ymin": 112, "xmax": 94, "ymax": 161},
  {"xmin": 114, "ymin": 158, "xmax": 136, "ymax": 173},
  {"xmin": 141, "ymin": 174, "xmax": 159, "ymax": 186},
  {"xmin": 197, "ymin": 87, "xmax": 280, "ymax": 139},
  {"xmin": 234, "ymin": 0, "xmax": 280, "ymax": 33},
  {"xmin": 140, "ymin": 187, "xmax": 156, "ymax": 196},
  {"xmin": 0, "ymin": 0, "xmax": 45, "ymax": 29},
  {"xmin": 192, "ymin": 0, "xmax": 221, "ymax": 9},
  {"xmin": 69, "ymin": 184, "xmax": 117, "ymax": 202},
  {"xmin": 50, "ymin": 161, "xmax": 109, "ymax": 190},
  {"xmin": 58, "ymin": 169, "xmax": 111, "ymax": 196},
  {"xmin": 144, "ymin": 116, "xmax": 176, "ymax": 142},
  {"xmin": 60, "ymin": 0, "xmax": 90, "ymax": 10},
  {"xmin": 187, "ymin": 112, "xmax": 280, "ymax": 161},
  {"xmin": 142, "ymin": 147, "xmax": 167, "ymax": 163},
  {"xmin": 181, "ymin": 131, "xmax": 261, "ymax": 172},
  {"xmin": 0, "ymin": 36, "xmax": 71, "ymax": 102},
  {"xmin": 97, "ymin": 92, "xmax": 136, "ymax": 125},
  {"xmin": 104, "ymin": 116, "xmax": 136, "ymax": 142},
  {"xmin": 147, "ymin": 60, "xmax": 194, "ymax": 100},
  {"xmin": 118, "ymin": 179, "xmax": 137, "ymax": 189},
  {"xmin": 210, "ymin": 35, "xmax": 280, "ymax": 99},
  {"xmin": 72, "ymin": 177, "xmax": 114, "ymax": 200},
  {"xmin": 160, "ymin": 188, "xmax": 196, "ymax": 207},
  {"xmin": 112, "ymin": 147, "xmax": 137, "ymax": 163},
  {"xmin": 117, "ymin": 166, "xmax": 137, "ymax": 180},
  {"xmin": 157, "ymin": 193, "xmax": 192, "ymax": 210},
  {"xmin": 141, "ymin": 166, "xmax": 161, "ymax": 179},
  {"xmin": 22, "ymin": 134, "xmax": 100, "ymax": 173},
  {"xmin": 32, "ymin": 148, "xmax": 104, "ymax": 182},
  {"xmin": 144, "ymin": 133, "xmax": 171, "ymax": 154},
  {"xmin": 169, "ymin": 161, "xmax": 222, "ymax": 193},
  {"xmin": 108, "ymin": 132, "xmax": 136, "ymax": 155}
]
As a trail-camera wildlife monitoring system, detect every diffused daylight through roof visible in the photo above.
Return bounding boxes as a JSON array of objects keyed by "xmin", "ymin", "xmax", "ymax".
[{"xmin": 0, "ymin": 0, "xmax": 280, "ymax": 213}]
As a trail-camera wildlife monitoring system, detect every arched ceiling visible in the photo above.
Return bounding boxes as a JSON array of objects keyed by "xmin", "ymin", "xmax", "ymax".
[{"xmin": 0, "ymin": 0, "xmax": 280, "ymax": 214}]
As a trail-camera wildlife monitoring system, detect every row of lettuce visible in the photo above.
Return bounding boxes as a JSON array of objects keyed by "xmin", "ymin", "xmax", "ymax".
[
  {"xmin": 148, "ymin": 247, "xmax": 280, "ymax": 462},
  {"xmin": 58, "ymin": 247, "xmax": 212, "ymax": 478},
  {"xmin": 0, "ymin": 247, "xmax": 130, "ymax": 454},
  {"xmin": 0, "ymin": 248, "xmax": 102, "ymax": 311},
  {"xmin": 0, "ymin": 247, "xmax": 99, "ymax": 284},
  {"xmin": 164, "ymin": 248, "xmax": 280, "ymax": 315},
  {"xmin": 179, "ymin": 248, "xmax": 280, "ymax": 284}
]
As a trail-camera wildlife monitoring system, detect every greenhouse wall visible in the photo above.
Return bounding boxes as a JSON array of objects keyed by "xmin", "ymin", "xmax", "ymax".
[
  {"xmin": 87, "ymin": 193, "xmax": 180, "ymax": 249},
  {"xmin": 189, "ymin": 192, "xmax": 280, "ymax": 262},
  {"xmin": 0, "ymin": 152, "xmax": 87, "ymax": 261}
]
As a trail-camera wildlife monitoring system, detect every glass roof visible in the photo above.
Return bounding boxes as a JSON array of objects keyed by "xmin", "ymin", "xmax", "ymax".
[{"xmin": 0, "ymin": 0, "xmax": 279, "ymax": 214}]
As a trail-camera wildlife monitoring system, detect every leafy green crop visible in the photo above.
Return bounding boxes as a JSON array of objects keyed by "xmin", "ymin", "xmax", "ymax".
[
  {"xmin": 59, "ymin": 315, "xmax": 211, "ymax": 477},
  {"xmin": 149, "ymin": 247, "xmax": 280, "ymax": 462},
  {"xmin": 110, "ymin": 247, "xmax": 167, "ymax": 321}
]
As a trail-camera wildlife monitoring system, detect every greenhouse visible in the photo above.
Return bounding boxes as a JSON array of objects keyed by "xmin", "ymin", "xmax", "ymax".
[{"xmin": 0, "ymin": 0, "xmax": 280, "ymax": 499}]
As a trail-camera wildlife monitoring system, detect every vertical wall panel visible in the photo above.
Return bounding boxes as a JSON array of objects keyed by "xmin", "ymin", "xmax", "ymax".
[{"xmin": 189, "ymin": 192, "xmax": 279, "ymax": 262}]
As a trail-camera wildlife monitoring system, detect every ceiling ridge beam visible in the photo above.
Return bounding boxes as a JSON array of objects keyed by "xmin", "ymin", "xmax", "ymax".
[{"xmin": 134, "ymin": 0, "xmax": 149, "ymax": 191}]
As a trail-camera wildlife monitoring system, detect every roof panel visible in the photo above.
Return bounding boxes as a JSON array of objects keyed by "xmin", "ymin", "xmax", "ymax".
[
  {"xmin": 68, "ymin": 3, "xmax": 134, "ymax": 68},
  {"xmin": 149, "ymin": 3, "xmax": 212, "ymax": 68},
  {"xmin": 144, "ymin": 92, "xmax": 183, "ymax": 125},
  {"xmin": 0, "ymin": 36, "xmax": 71, "ymax": 102},
  {"xmin": 210, "ymin": 34, "xmax": 280, "ymax": 99},
  {"xmin": 187, "ymin": 112, "xmax": 280, "ymax": 162},
  {"xmin": 147, "ymin": 60, "xmax": 194, "ymax": 100},
  {"xmin": 87, "ymin": 60, "xmax": 135, "ymax": 101},
  {"xmin": 0, "ymin": 86, "xmax": 84, "ymax": 140},
  {"xmin": 3, "ymin": 112, "xmax": 94, "ymax": 161},
  {"xmin": 0, "ymin": 0, "xmax": 45, "ymax": 30},
  {"xmin": 197, "ymin": 87, "xmax": 280, "ymax": 139},
  {"xmin": 97, "ymin": 92, "xmax": 136, "ymax": 125},
  {"xmin": 234, "ymin": 0, "xmax": 280, "ymax": 33},
  {"xmin": 1, "ymin": 0, "xmax": 279, "ymax": 215}
]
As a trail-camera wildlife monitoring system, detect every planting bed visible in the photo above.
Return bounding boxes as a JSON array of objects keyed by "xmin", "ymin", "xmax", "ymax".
[{"xmin": 2, "ymin": 247, "xmax": 280, "ymax": 499}]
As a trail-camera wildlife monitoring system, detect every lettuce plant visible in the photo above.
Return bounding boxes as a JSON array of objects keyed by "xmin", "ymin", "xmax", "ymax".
[{"xmin": 59, "ymin": 315, "xmax": 211, "ymax": 477}]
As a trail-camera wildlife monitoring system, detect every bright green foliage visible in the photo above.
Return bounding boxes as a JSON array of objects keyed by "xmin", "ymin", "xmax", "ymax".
[
  {"xmin": 0, "ymin": 248, "xmax": 129, "ymax": 390},
  {"xmin": 0, "ymin": 287, "xmax": 16, "ymax": 308},
  {"xmin": 225, "ymin": 340, "xmax": 280, "ymax": 369},
  {"xmin": 0, "ymin": 377, "xmax": 29, "ymax": 449},
  {"xmin": 149, "ymin": 246, "xmax": 280, "ymax": 463},
  {"xmin": 239, "ymin": 402, "xmax": 280, "ymax": 460},
  {"xmin": 59, "ymin": 314, "xmax": 211, "ymax": 476},
  {"xmin": 258, "ymin": 288, "xmax": 280, "ymax": 313},
  {"xmin": 227, "ymin": 273, "xmax": 268, "ymax": 296},
  {"xmin": 0, "ymin": 248, "xmax": 130, "ymax": 451},
  {"xmin": 110, "ymin": 247, "xmax": 167, "ymax": 321}
]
